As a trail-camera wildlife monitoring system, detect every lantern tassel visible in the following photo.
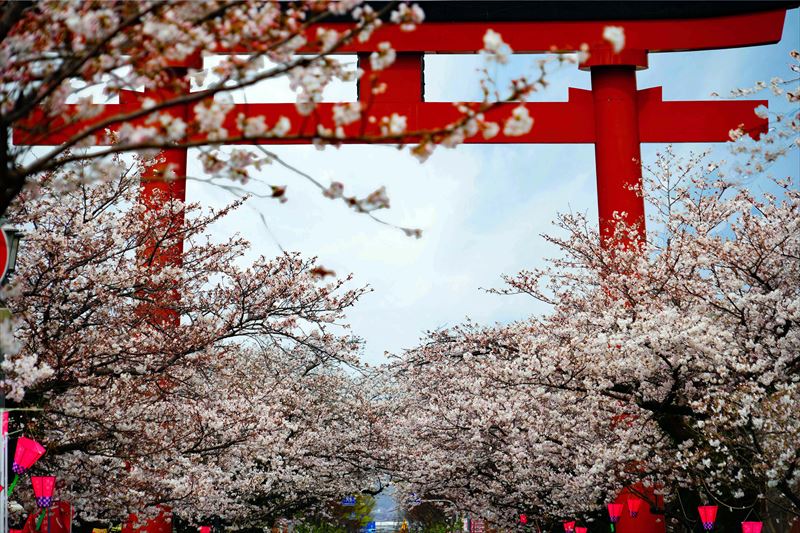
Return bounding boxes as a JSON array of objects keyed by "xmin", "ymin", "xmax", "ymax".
[
  {"xmin": 36, "ymin": 509, "xmax": 46, "ymax": 531},
  {"xmin": 7, "ymin": 473, "xmax": 19, "ymax": 496}
]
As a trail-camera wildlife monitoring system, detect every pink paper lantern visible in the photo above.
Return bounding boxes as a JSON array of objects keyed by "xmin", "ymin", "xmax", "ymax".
[
  {"xmin": 576, "ymin": 527, "xmax": 588, "ymax": 533},
  {"xmin": 698, "ymin": 505, "xmax": 718, "ymax": 531},
  {"xmin": 13, "ymin": 436, "xmax": 46, "ymax": 474},
  {"xmin": 563, "ymin": 521, "xmax": 576, "ymax": 532},
  {"xmin": 742, "ymin": 522, "xmax": 762, "ymax": 533},
  {"xmin": 31, "ymin": 476, "xmax": 56, "ymax": 508},
  {"xmin": 607, "ymin": 503, "xmax": 624, "ymax": 524},
  {"xmin": 2, "ymin": 412, "xmax": 8, "ymax": 437},
  {"xmin": 627, "ymin": 496, "xmax": 643, "ymax": 518},
  {"xmin": 199, "ymin": 526, "xmax": 211, "ymax": 533}
]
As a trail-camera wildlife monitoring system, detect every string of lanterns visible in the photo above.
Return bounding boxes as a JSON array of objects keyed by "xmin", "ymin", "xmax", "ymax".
[
  {"xmin": 1, "ymin": 412, "xmax": 215, "ymax": 533},
  {"xmin": 545, "ymin": 500, "xmax": 764, "ymax": 533},
  {"xmin": 0, "ymin": 410, "xmax": 771, "ymax": 533},
  {"xmin": 2, "ymin": 412, "xmax": 54, "ymax": 532}
]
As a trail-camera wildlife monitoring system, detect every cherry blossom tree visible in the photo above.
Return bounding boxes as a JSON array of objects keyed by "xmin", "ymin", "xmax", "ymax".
[
  {"xmin": 1, "ymin": 158, "xmax": 384, "ymax": 527},
  {"xmin": 381, "ymin": 60, "xmax": 800, "ymax": 531}
]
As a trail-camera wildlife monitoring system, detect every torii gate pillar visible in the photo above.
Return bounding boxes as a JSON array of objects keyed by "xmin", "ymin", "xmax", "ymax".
[{"xmin": 590, "ymin": 64, "xmax": 647, "ymax": 243}]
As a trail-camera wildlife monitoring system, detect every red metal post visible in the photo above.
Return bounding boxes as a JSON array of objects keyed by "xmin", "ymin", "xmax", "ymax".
[
  {"xmin": 138, "ymin": 81, "xmax": 190, "ymax": 265},
  {"xmin": 222, "ymin": 9, "xmax": 787, "ymax": 55},
  {"xmin": 358, "ymin": 52, "xmax": 424, "ymax": 104},
  {"xmin": 590, "ymin": 66, "xmax": 646, "ymax": 246},
  {"xmin": 131, "ymin": 56, "xmax": 199, "ymax": 327},
  {"xmin": 588, "ymin": 53, "xmax": 663, "ymax": 533}
]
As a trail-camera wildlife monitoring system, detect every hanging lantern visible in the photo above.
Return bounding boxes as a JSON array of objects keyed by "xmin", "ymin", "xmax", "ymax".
[
  {"xmin": 2, "ymin": 411, "xmax": 8, "ymax": 437},
  {"xmin": 13, "ymin": 437, "xmax": 46, "ymax": 474},
  {"xmin": 199, "ymin": 526, "xmax": 211, "ymax": 533},
  {"xmin": 698, "ymin": 506, "xmax": 718, "ymax": 531},
  {"xmin": 563, "ymin": 521, "xmax": 576, "ymax": 532},
  {"xmin": 7, "ymin": 436, "xmax": 46, "ymax": 496},
  {"xmin": 31, "ymin": 476, "xmax": 56, "ymax": 508},
  {"xmin": 741, "ymin": 522, "xmax": 762, "ymax": 533},
  {"xmin": 576, "ymin": 528, "xmax": 588, "ymax": 533},
  {"xmin": 607, "ymin": 503, "xmax": 624, "ymax": 523},
  {"xmin": 519, "ymin": 514, "xmax": 528, "ymax": 524},
  {"xmin": 627, "ymin": 496, "xmax": 643, "ymax": 518}
]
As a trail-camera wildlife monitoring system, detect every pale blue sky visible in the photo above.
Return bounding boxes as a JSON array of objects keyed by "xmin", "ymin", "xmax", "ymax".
[{"xmin": 187, "ymin": 8, "xmax": 800, "ymax": 367}]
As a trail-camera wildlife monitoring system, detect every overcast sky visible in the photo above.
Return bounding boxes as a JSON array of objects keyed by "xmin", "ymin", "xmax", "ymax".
[{"xmin": 186, "ymin": 8, "xmax": 800, "ymax": 367}]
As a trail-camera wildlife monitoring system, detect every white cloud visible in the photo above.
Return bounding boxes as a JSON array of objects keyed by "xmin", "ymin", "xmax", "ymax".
[{"xmin": 186, "ymin": 141, "xmax": 596, "ymax": 364}]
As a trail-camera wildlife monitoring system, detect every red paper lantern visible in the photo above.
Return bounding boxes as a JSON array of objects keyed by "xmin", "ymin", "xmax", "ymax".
[
  {"xmin": 627, "ymin": 496, "xmax": 643, "ymax": 518},
  {"xmin": 742, "ymin": 522, "xmax": 762, "ymax": 533},
  {"xmin": 698, "ymin": 506, "xmax": 718, "ymax": 531},
  {"xmin": 13, "ymin": 437, "xmax": 46, "ymax": 474},
  {"xmin": 563, "ymin": 521, "xmax": 576, "ymax": 532},
  {"xmin": 199, "ymin": 526, "xmax": 211, "ymax": 533},
  {"xmin": 607, "ymin": 503, "xmax": 624, "ymax": 524},
  {"xmin": 519, "ymin": 514, "xmax": 527, "ymax": 524},
  {"xmin": 576, "ymin": 527, "xmax": 588, "ymax": 533},
  {"xmin": 31, "ymin": 476, "xmax": 56, "ymax": 508}
]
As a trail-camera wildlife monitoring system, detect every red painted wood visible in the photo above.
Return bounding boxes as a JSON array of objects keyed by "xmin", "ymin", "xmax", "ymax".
[
  {"xmin": 210, "ymin": 92, "xmax": 597, "ymax": 144},
  {"xmin": 212, "ymin": 91, "xmax": 765, "ymax": 145},
  {"xmin": 221, "ymin": 9, "xmax": 785, "ymax": 54},
  {"xmin": 358, "ymin": 52, "xmax": 424, "ymax": 103},
  {"xmin": 136, "ymin": 74, "xmax": 191, "ymax": 327},
  {"xmin": 136, "ymin": 80, "xmax": 190, "ymax": 219},
  {"xmin": 591, "ymin": 67, "xmax": 646, "ymax": 243},
  {"xmin": 10, "ymin": 8, "xmax": 782, "ymax": 258},
  {"xmin": 13, "ymin": 101, "xmax": 139, "ymax": 146},
  {"xmin": 14, "ymin": 89, "xmax": 766, "ymax": 147},
  {"xmin": 581, "ymin": 48, "xmax": 649, "ymax": 70},
  {"xmin": 637, "ymin": 87, "xmax": 766, "ymax": 141}
]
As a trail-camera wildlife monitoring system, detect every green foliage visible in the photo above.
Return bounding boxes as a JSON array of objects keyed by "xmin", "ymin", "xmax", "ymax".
[
  {"xmin": 294, "ymin": 523, "xmax": 347, "ymax": 533},
  {"xmin": 348, "ymin": 494, "xmax": 376, "ymax": 528},
  {"xmin": 296, "ymin": 494, "xmax": 376, "ymax": 532},
  {"xmin": 410, "ymin": 519, "xmax": 463, "ymax": 533}
]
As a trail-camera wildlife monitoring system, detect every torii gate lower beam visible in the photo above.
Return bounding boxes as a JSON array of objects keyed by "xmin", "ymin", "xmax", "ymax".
[{"xmin": 16, "ymin": 59, "xmax": 767, "ymax": 245}]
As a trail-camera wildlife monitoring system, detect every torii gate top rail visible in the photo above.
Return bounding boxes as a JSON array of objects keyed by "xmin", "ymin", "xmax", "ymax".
[{"xmin": 258, "ymin": 6, "xmax": 788, "ymax": 55}]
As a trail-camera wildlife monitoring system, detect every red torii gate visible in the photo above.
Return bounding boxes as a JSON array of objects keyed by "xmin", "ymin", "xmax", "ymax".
[
  {"xmin": 15, "ymin": 6, "xmax": 782, "ymax": 243},
  {"xmin": 12, "ymin": 3, "xmax": 792, "ymax": 532}
]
